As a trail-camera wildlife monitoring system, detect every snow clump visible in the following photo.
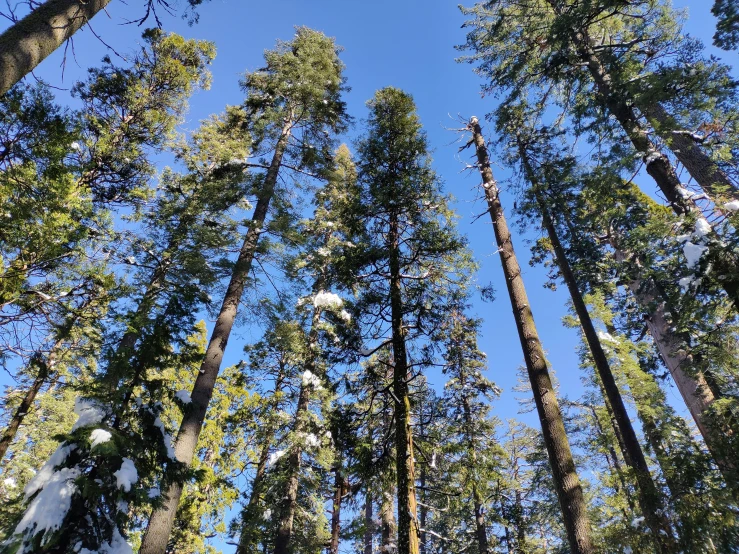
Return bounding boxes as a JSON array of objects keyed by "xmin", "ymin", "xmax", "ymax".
[
  {"xmin": 313, "ymin": 291, "xmax": 343, "ymax": 310},
  {"xmin": 114, "ymin": 458, "xmax": 138, "ymax": 492},
  {"xmin": 90, "ymin": 429, "xmax": 112, "ymax": 448}
]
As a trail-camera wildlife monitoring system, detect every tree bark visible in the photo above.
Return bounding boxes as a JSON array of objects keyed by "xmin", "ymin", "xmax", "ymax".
[
  {"xmin": 466, "ymin": 117, "xmax": 594, "ymax": 554},
  {"xmin": 524, "ymin": 157, "xmax": 677, "ymax": 552},
  {"xmin": 0, "ymin": 0, "xmax": 112, "ymax": 96},
  {"xmin": 640, "ymin": 103, "xmax": 739, "ymax": 203},
  {"xmin": 612, "ymin": 246, "xmax": 737, "ymax": 487},
  {"xmin": 364, "ymin": 492, "xmax": 374, "ymax": 554},
  {"xmin": 138, "ymin": 119, "xmax": 292, "ymax": 554},
  {"xmin": 388, "ymin": 205, "xmax": 420, "ymax": 554},
  {"xmin": 461, "ymin": 379, "xmax": 488, "ymax": 554},
  {"xmin": 381, "ymin": 487, "xmax": 397, "ymax": 553},
  {"xmin": 328, "ymin": 467, "xmax": 347, "ymax": 554}
]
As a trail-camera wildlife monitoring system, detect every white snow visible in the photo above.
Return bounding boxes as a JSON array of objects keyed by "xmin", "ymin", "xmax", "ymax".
[
  {"xmin": 694, "ymin": 218, "xmax": 712, "ymax": 239},
  {"xmin": 79, "ymin": 528, "xmax": 133, "ymax": 554},
  {"xmin": 71, "ymin": 398, "xmax": 107, "ymax": 431},
  {"xmin": 596, "ymin": 331, "xmax": 618, "ymax": 343},
  {"xmin": 153, "ymin": 417, "xmax": 176, "ymax": 460},
  {"xmin": 631, "ymin": 516, "xmax": 645, "ymax": 528},
  {"xmin": 147, "ymin": 487, "xmax": 161, "ymax": 498},
  {"xmin": 70, "ymin": 142, "xmax": 81, "ymax": 151},
  {"xmin": 723, "ymin": 200, "xmax": 739, "ymax": 212},
  {"xmin": 24, "ymin": 443, "xmax": 76, "ymax": 499},
  {"xmin": 302, "ymin": 370, "xmax": 322, "ymax": 389},
  {"xmin": 644, "ymin": 151, "xmax": 661, "ymax": 165},
  {"xmin": 267, "ymin": 450, "xmax": 286, "ymax": 467},
  {"xmin": 263, "ymin": 509, "xmax": 272, "ymax": 521},
  {"xmin": 113, "ymin": 458, "xmax": 138, "ymax": 492},
  {"xmin": 90, "ymin": 429, "xmax": 112, "ymax": 448},
  {"xmin": 624, "ymin": 548, "xmax": 633, "ymax": 554},
  {"xmin": 678, "ymin": 276, "xmax": 695, "ymax": 292},
  {"xmin": 303, "ymin": 433, "xmax": 321, "ymax": 448},
  {"xmin": 116, "ymin": 500, "xmax": 129, "ymax": 513},
  {"xmin": 683, "ymin": 242, "xmax": 708, "ymax": 269},
  {"xmin": 3, "ymin": 477, "xmax": 16, "ymax": 488},
  {"xmin": 313, "ymin": 291, "xmax": 343, "ymax": 310},
  {"xmin": 14, "ymin": 467, "xmax": 80, "ymax": 539},
  {"xmin": 174, "ymin": 390, "xmax": 192, "ymax": 404},
  {"xmin": 339, "ymin": 309, "xmax": 352, "ymax": 323}
]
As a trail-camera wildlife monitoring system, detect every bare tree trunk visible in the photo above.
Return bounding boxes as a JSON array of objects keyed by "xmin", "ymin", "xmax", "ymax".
[
  {"xmin": 138, "ymin": 119, "xmax": 292, "ymax": 554},
  {"xmin": 461, "ymin": 382, "xmax": 488, "ymax": 554},
  {"xmin": 525, "ymin": 164, "xmax": 677, "ymax": 552},
  {"xmin": 466, "ymin": 117, "xmax": 594, "ymax": 554},
  {"xmin": 328, "ymin": 467, "xmax": 345, "ymax": 554},
  {"xmin": 388, "ymin": 206, "xmax": 419, "ymax": 554},
  {"xmin": 640, "ymin": 103, "xmax": 739, "ymax": 203},
  {"xmin": 0, "ymin": 0, "xmax": 112, "ymax": 96}
]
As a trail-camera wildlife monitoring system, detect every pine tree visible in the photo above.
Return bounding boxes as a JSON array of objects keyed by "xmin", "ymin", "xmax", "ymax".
[
  {"xmin": 139, "ymin": 27, "xmax": 349, "ymax": 554},
  {"xmin": 355, "ymin": 87, "xmax": 472, "ymax": 554},
  {"xmin": 462, "ymin": 117, "xmax": 594, "ymax": 554}
]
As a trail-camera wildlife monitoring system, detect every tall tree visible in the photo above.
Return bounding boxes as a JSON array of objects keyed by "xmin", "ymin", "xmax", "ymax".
[
  {"xmin": 462, "ymin": 117, "xmax": 594, "ymax": 554},
  {"xmin": 139, "ymin": 27, "xmax": 349, "ymax": 554},
  {"xmin": 355, "ymin": 87, "xmax": 472, "ymax": 554}
]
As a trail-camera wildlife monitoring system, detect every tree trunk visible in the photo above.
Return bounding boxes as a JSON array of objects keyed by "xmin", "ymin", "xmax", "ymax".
[
  {"xmin": 236, "ymin": 366, "xmax": 287, "ymax": 554},
  {"xmin": 388, "ymin": 204, "xmax": 420, "ymax": 554},
  {"xmin": 381, "ymin": 487, "xmax": 397, "ymax": 553},
  {"xmin": 525, "ymin": 161, "xmax": 677, "ymax": 552},
  {"xmin": 461, "ymin": 383, "xmax": 488, "ymax": 554},
  {"xmin": 0, "ymin": 350, "xmax": 54, "ymax": 460},
  {"xmin": 640, "ymin": 103, "xmax": 739, "ymax": 203},
  {"xmin": 466, "ymin": 117, "xmax": 594, "ymax": 554},
  {"xmin": 328, "ymin": 467, "xmax": 344, "ymax": 554},
  {"xmin": 138, "ymin": 119, "xmax": 292, "ymax": 554},
  {"xmin": 0, "ymin": 0, "xmax": 112, "ymax": 96},
  {"xmin": 364, "ymin": 492, "xmax": 374, "ymax": 554},
  {"xmin": 613, "ymin": 246, "xmax": 737, "ymax": 487}
]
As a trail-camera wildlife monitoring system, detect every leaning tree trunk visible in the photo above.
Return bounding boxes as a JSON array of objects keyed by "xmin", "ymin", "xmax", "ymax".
[
  {"xmin": 524, "ymin": 163, "xmax": 677, "ymax": 552},
  {"xmin": 388, "ymin": 207, "xmax": 420, "ymax": 554},
  {"xmin": 0, "ymin": 0, "xmax": 112, "ymax": 96},
  {"xmin": 138, "ymin": 119, "xmax": 292, "ymax": 554},
  {"xmin": 640, "ymin": 103, "xmax": 739, "ymax": 203},
  {"xmin": 612, "ymin": 246, "xmax": 737, "ymax": 488},
  {"xmin": 466, "ymin": 117, "xmax": 594, "ymax": 554}
]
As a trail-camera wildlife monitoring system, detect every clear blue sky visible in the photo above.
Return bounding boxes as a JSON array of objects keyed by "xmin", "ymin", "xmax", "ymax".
[{"xmin": 4, "ymin": 0, "xmax": 738, "ymax": 551}]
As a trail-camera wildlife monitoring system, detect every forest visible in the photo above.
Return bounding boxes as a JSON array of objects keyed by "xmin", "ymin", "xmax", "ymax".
[{"xmin": 0, "ymin": 0, "xmax": 738, "ymax": 553}]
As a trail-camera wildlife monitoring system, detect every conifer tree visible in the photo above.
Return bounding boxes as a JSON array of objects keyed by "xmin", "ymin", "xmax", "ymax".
[
  {"xmin": 355, "ymin": 87, "xmax": 472, "ymax": 554},
  {"xmin": 139, "ymin": 27, "xmax": 349, "ymax": 554},
  {"xmin": 462, "ymin": 117, "xmax": 594, "ymax": 554}
]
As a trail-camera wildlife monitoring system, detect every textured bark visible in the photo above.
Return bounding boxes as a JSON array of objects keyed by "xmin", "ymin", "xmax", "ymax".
[
  {"xmin": 138, "ymin": 120, "xmax": 292, "ymax": 554},
  {"xmin": 461, "ymin": 381, "xmax": 488, "ymax": 554},
  {"xmin": 467, "ymin": 117, "xmax": 594, "ymax": 554},
  {"xmin": 328, "ymin": 467, "xmax": 347, "ymax": 554},
  {"xmin": 364, "ymin": 492, "xmax": 374, "ymax": 554},
  {"xmin": 0, "ymin": 0, "xmax": 112, "ymax": 96},
  {"xmin": 641, "ymin": 103, "xmax": 739, "ymax": 203},
  {"xmin": 613, "ymin": 247, "xmax": 737, "ymax": 487},
  {"xmin": 388, "ymin": 206, "xmax": 420, "ymax": 554},
  {"xmin": 381, "ymin": 488, "xmax": 397, "ymax": 553},
  {"xmin": 526, "ymin": 166, "xmax": 677, "ymax": 552}
]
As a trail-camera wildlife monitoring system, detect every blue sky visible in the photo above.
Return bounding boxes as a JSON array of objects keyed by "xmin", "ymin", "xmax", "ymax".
[{"xmin": 4, "ymin": 0, "xmax": 738, "ymax": 551}]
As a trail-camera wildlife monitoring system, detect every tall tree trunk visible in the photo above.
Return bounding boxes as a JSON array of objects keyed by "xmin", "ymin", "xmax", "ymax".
[
  {"xmin": 461, "ymin": 383, "xmax": 489, "ymax": 554},
  {"xmin": 388, "ymin": 207, "xmax": 420, "ymax": 554},
  {"xmin": 418, "ymin": 465, "xmax": 427, "ymax": 554},
  {"xmin": 0, "ymin": 346, "xmax": 57, "ymax": 460},
  {"xmin": 364, "ymin": 492, "xmax": 374, "ymax": 554},
  {"xmin": 612, "ymin": 246, "xmax": 737, "ymax": 487},
  {"xmin": 381, "ymin": 487, "xmax": 397, "ymax": 553},
  {"xmin": 138, "ymin": 119, "xmax": 293, "ymax": 554},
  {"xmin": 466, "ymin": 117, "xmax": 594, "ymax": 554},
  {"xmin": 640, "ymin": 103, "xmax": 739, "ymax": 203},
  {"xmin": 236, "ymin": 365, "xmax": 287, "ymax": 554},
  {"xmin": 0, "ymin": 0, "xmax": 112, "ymax": 96},
  {"xmin": 328, "ymin": 467, "xmax": 345, "ymax": 554},
  {"xmin": 524, "ymin": 159, "xmax": 677, "ymax": 552}
]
